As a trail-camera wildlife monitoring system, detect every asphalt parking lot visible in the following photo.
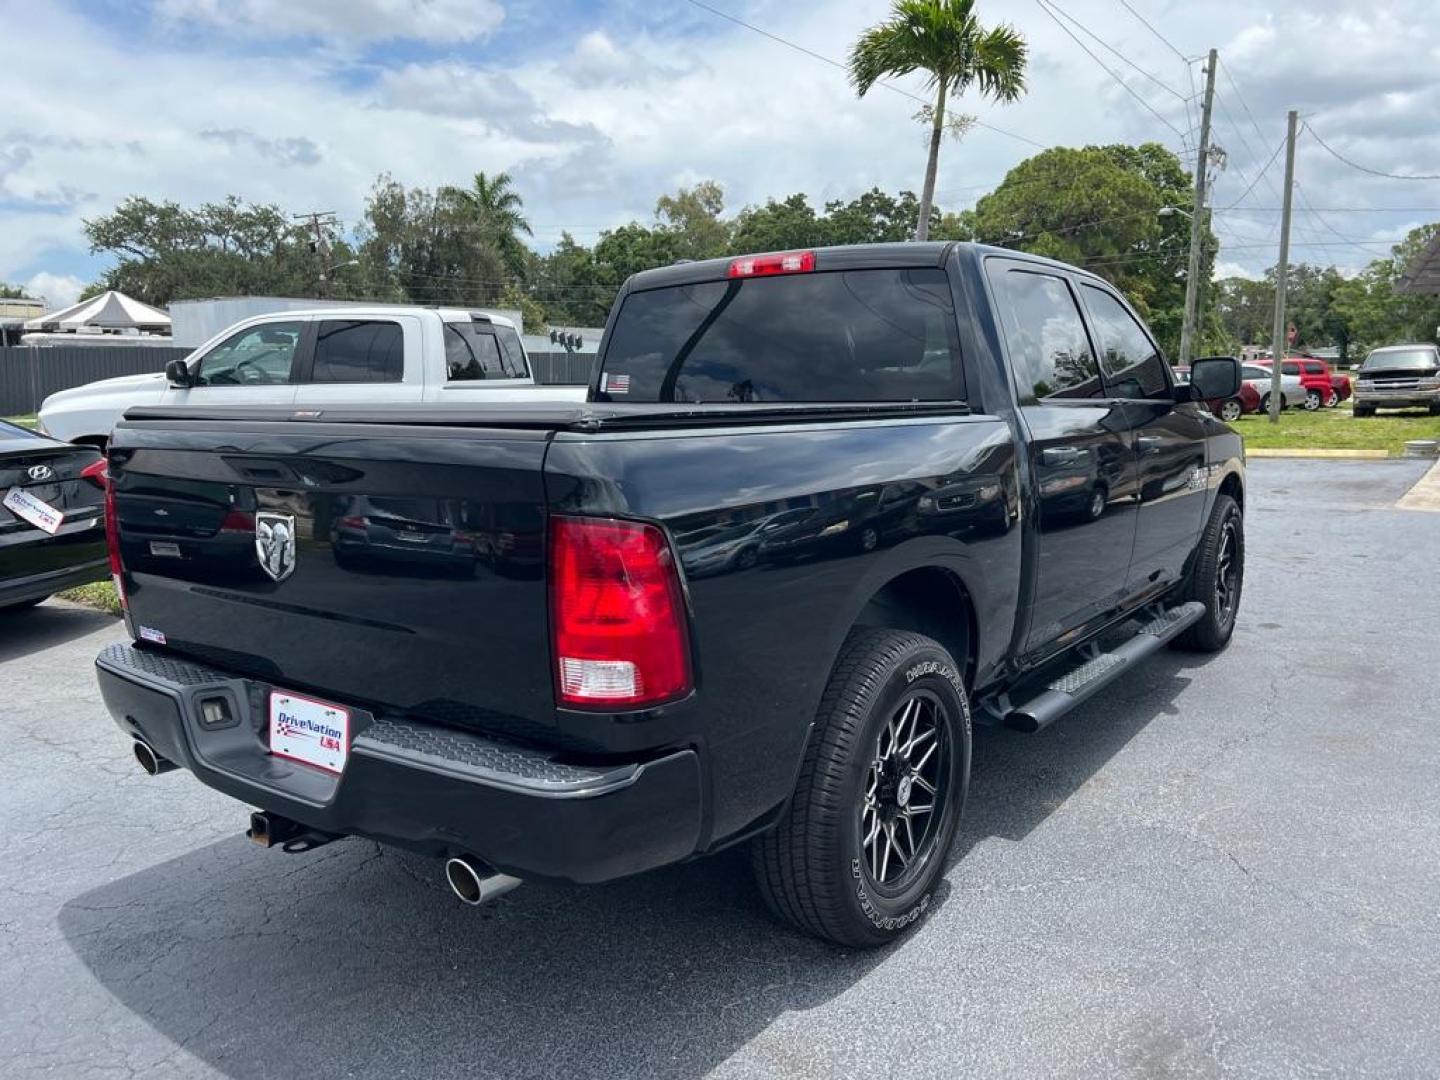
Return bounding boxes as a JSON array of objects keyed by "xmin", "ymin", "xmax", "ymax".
[{"xmin": 3, "ymin": 458, "xmax": 1438, "ymax": 1080}]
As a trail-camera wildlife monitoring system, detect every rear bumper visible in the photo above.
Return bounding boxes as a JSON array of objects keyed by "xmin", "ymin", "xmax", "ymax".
[
  {"xmin": 2, "ymin": 556, "xmax": 107, "ymax": 607},
  {"xmin": 95, "ymin": 642, "xmax": 703, "ymax": 883}
]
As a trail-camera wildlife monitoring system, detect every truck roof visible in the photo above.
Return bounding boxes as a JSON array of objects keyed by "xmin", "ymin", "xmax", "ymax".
[
  {"xmin": 623, "ymin": 241, "xmax": 1109, "ymax": 293},
  {"xmin": 237, "ymin": 306, "xmax": 519, "ymax": 331}
]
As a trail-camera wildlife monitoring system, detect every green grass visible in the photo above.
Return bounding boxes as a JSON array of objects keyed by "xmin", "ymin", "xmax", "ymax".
[
  {"xmin": 1234, "ymin": 404, "xmax": 1440, "ymax": 455},
  {"xmin": 4, "ymin": 414, "xmax": 38, "ymax": 429},
  {"xmin": 58, "ymin": 581, "xmax": 122, "ymax": 616}
]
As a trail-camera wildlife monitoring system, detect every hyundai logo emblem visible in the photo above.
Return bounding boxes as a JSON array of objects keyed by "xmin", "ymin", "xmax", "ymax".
[{"xmin": 26, "ymin": 464, "xmax": 54, "ymax": 482}]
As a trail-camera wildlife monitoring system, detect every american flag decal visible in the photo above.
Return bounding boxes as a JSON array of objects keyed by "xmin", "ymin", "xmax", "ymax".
[{"xmin": 604, "ymin": 373, "xmax": 631, "ymax": 394}]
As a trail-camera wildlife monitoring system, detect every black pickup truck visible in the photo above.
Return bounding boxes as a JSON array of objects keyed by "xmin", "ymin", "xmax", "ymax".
[{"xmin": 96, "ymin": 243, "xmax": 1244, "ymax": 947}]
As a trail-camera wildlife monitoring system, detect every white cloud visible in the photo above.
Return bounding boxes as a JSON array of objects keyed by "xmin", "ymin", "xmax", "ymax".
[
  {"xmin": 1214, "ymin": 261, "xmax": 1260, "ymax": 282},
  {"xmin": 154, "ymin": 0, "xmax": 504, "ymax": 44},
  {"xmin": 24, "ymin": 272, "xmax": 84, "ymax": 310},
  {"xmin": 2, "ymin": 0, "xmax": 1440, "ymax": 288}
]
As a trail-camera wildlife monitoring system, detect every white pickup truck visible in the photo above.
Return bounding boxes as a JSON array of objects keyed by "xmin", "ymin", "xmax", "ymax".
[{"xmin": 38, "ymin": 307, "xmax": 587, "ymax": 447}]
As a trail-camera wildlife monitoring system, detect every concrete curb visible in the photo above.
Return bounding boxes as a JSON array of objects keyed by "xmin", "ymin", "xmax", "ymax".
[
  {"xmin": 1246, "ymin": 448, "xmax": 1391, "ymax": 459},
  {"xmin": 1397, "ymin": 459, "xmax": 1440, "ymax": 513}
]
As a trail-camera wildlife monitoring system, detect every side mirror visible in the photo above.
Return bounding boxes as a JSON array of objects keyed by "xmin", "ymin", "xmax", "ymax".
[
  {"xmin": 1190, "ymin": 356, "xmax": 1242, "ymax": 401},
  {"xmin": 165, "ymin": 359, "xmax": 193, "ymax": 388}
]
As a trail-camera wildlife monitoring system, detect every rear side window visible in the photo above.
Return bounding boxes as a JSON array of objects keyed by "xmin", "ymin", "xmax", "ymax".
[
  {"xmin": 597, "ymin": 268, "xmax": 963, "ymax": 403},
  {"xmin": 1081, "ymin": 286, "xmax": 1169, "ymax": 400},
  {"xmin": 311, "ymin": 320, "xmax": 404, "ymax": 384},
  {"xmin": 445, "ymin": 324, "xmax": 529, "ymax": 381},
  {"xmin": 991, "ymin": 268, "xmax": 1100, "ymax": 401},
  {"xmin": 1303, "ymin": 362, "xmax": 1325, "ymax": 375}
]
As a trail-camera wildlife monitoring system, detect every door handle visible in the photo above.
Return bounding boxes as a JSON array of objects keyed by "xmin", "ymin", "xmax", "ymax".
[{"xmin": 1040, "ymin": 447, "xmax": 1083, "ymax": 467}]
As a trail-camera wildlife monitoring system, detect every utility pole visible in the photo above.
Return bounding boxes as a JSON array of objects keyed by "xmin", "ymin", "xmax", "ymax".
[
  {"xmin": 1267, "ymin": 110, "xmax": 1299, "ymax": 424},
  {"xmin": 1179, "ymin": 48, "xmax": 1218, "ymax": 367},
  {"xmin": 295, "ymin": 212, "xmax": 338, "ymax": 298}
]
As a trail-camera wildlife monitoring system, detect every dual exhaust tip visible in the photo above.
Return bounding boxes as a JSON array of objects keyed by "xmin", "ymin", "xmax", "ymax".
[
  {"xmin": 132, "ymin": 739, "xmax": 176, "ymax": 776},
  {"xmin": 134, "ymin": 739, "xmax": 519, "ymax": 907},
  {"xmin": 444, "ymin": 855, "xmax": 522, "ymax": 906}
]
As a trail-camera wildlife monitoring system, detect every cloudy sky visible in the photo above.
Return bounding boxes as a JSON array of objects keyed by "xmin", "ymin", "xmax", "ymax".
[{"xmin": 3, "ymin": 0, "xmax": 1440, "ymax": 308}]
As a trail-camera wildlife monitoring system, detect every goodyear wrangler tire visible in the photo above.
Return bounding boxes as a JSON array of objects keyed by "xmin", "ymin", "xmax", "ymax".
[{"xmin": 752, "ymin": 628, "xmax": 970, "ymax": 948}]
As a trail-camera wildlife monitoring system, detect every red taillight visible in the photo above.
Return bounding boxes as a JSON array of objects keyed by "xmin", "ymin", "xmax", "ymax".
[
  {"xmin": 728, "ymin": 250, "xmax": 815, "ymax": 278},
  {"xmin": 80, "ymin": 458, "xmax": 108, "ymax": 489},
  {"xmin": 104, "ymin": 479, "xmax": 127, "ymax": 612},
  {"xmin": 548, "ymin": 516, "xmax": 691, "ymax": 709},
  {"xmin": 219, "ymin": 509, "xmax": 256, "ymax": 532}
]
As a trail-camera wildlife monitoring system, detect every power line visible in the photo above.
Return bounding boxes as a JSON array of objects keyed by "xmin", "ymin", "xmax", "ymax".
[
  {"xmin": 1216, "ymin": 57, "xmax": 1278, "ymax": 152},
  {"xmin": 1034, "ymin": 0, "xmax": 1189, "ymax": 145},
  {"xmin": 1038, "ymin": 0, "xmax": 1188, "ymax": 102},
  {"xmin": 1115, "ymin": 0, "xmax": 1191, "ymax": 63},
  {"xmin": 1303, "ymin": 122, "xmax": 1440, "ymax": 181},
  {"xmin": 1216, "ymin": 206, "xmax": 1440, "ymax": 213},
  {"xmin": 1218, "ymin": 134, "xmax": 1287, "ymax": 210},
  {"xmin": 682, "ymin": 0, "xmax": 1050, "ymax": 150}
]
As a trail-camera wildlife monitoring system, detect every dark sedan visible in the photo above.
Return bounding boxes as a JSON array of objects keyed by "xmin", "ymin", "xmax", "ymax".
[{"xmin": 1, "ymin": 420, "xmax": 108, "ymax": 610}]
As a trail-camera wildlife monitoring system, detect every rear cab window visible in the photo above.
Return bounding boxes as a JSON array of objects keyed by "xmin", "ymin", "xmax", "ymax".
[
  {"xmin": 596, "ymin": 267, "xmax": 964, "ymax": 403},
  {"xmin": 445, "ymin": 323, "xmax": 530, "ymax": 381}
]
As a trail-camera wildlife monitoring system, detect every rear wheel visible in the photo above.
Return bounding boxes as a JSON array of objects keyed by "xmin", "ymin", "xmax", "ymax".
[
  {"xmin": 752, "ymin": 628, "xmax": 970, "ymax": 948},
  {"xmin": 1218, "ymin": 398, "xmax": 1243, "ymax": 423},
  {"xmin": 1325, "ymin": 389, "xmax": 1339, "ymax": 408},
  {"xmin": 1304, "ymin": 389, "xmax": 1323, "ymax": 411},
  {"xmin": 1260, "ymin": 393, "xmax": 1283, "ymax": 415},
  {"xmin": 1173, "ymin": 493, "xmax": 1243, "ymax": 653}
]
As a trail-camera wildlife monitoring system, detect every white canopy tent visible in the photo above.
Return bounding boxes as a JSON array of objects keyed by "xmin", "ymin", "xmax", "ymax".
[{"xmin": 23, "ymin": 290, "xmax": 170, "ymax": 333}]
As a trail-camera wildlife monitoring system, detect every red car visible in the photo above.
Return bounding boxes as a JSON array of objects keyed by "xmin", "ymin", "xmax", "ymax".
[
  {"xmin": 1253, "ymin": 356, "xmax": 1351, "ymax": 409},
  {"xmin": 1175, "ymin": 363, "xmax": 1261, "ymax": 422}
]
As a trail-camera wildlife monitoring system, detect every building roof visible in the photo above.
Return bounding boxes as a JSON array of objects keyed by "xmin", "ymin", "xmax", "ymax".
[{"xmin": 1395, "ymin": 233, "xmax": 1440, "ymax": 296}]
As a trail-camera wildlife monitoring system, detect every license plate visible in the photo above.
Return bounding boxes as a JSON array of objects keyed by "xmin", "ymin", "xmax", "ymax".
[
  {"xmin": 3, "ymin": 487, "xmax": 65, "ymax": 535},
  {"xmin": 269, "ymin": 691, "xmax": 350, "ymax": 774}
]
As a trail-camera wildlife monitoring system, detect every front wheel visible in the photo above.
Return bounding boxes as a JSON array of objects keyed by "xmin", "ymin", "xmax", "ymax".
[
  {"xmin": 1260, "ymin": 393, "xmax": 1283, "ymax": 415},
  {"xmin": 752, "ymin": 628, "xmax": 970, "ymax": 948},
  {"xmin": 1304, "ymin": 389, "xmax": 1323, "ymax": 411},
  {"xmin": 1218, "ymin": 398, "xmax": 1244, "ymax": 423},
  {"xmin": 1172, "ymin": 493, "xmax": 1243, "ymax": 653},
  {"xmin": 1354, "ymin": 404, "xmax": 1375, "ymax": 418}
]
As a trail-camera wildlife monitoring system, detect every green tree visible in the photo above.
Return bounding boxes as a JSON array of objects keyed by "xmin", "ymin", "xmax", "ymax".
[
  {"xmin": 83, "ymin": 196, "xmax": 324, "ymax": 305},
  {"xmin": 0, "ymin": 282, "xmax": 33, "ymax": 299},
  {"xmin": 356, "ymin": 174, "xmax": 507, "ymax": 306},
  {"xmin": 730, "ymin": 194, "xmax": 826, "ymax": 253},
  {"xmin": 441, "ymin": 171, "xmax": 533, "ymax": 278},
  {"xmin": 1331, "ymin": 224, "xmax": 1440, "ymax": 356},
  {"xmin": 849, "ymin": 0, "xmax": 1027, "ymax": 241},
  {"xmin": 823, "ymin": 188, "xmax": 929, "ymax": 244},
  {"xmin": 655, "ymin": 181, "xmax": 732, "ymax": 261},
  {"xmin": 968, "ymin": 142, "xmax": 1207, "ymax": 357}
]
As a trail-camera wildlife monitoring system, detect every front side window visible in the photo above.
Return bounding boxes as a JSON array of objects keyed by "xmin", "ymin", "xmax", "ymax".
[
  {"xmin": 1081, "ymin": 286, "xmax": 1169, "ymax": 400},
  {"xmin": 992, "ymin": 268, "xmax": 1100, "ymax": 401},
  {"xmin": 1282, "ymin": 362, "xmax": 1302, "ymax": 377},
  {"xmin": 311, "ymin": 320, "xmax": 404, "ymax": 384},
  {"xmin": 195, "ymin": 321, "xmax": 303, "ymax": 387},
  {"xmin": 597, "ymin": 268, "xmax": 964, "ymax": 403}
]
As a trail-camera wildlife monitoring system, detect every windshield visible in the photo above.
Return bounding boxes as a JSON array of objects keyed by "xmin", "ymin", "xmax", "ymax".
[
  {"xmin": 0, "ymin": 419, "xmax": 41, "ymax": 440},
  {"xmin": 598, "ymin": 268, "xmax": 964, "ymax": 404},
  {"xmin": 1363, "ymin": 347, "xmax": 1438, "ymax": 371}
]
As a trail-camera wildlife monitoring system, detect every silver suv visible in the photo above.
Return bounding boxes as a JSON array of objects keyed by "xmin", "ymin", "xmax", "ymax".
[{"xmin": 1353, "ymin": 344, "xmax": 1440, "ymax": 417}]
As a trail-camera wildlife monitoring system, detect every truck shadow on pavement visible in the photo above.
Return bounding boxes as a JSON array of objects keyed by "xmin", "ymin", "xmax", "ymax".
[
  {"xmin": 57, "ymin": 651, "xmax": 1215, "ymax": 1080},
  {"xmin": 0, "ymin": 603, "xmax": 115, "ymax": 665}
]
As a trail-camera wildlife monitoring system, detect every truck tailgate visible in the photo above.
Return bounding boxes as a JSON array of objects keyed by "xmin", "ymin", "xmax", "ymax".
[{"xmin": 110, "ymin": 419, "xmax": 557, "ymax": 738}]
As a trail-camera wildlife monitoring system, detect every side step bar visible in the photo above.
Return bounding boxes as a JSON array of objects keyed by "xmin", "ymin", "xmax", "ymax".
[{"xmin": 1001, "ymin": 601, "xmax": 1206, "ymax": 733}]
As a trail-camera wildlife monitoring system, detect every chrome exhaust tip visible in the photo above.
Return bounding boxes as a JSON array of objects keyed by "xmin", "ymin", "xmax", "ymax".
[
  {"xmin": 444, "ymin": 855, "xmax": 521, "ymax": 906},
  {"xmin": 132, "ymin": 740, "xmax": 176, "ymax": 776}
]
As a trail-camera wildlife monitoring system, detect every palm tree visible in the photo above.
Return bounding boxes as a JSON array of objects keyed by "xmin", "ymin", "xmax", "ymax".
[
  {"xmin": 444, "ymin": 171, "xmax": 533, "ymax": 276},
  {"xmin": 849, "ymin": 0, "xmax": 1028, "ymax": 241}
]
